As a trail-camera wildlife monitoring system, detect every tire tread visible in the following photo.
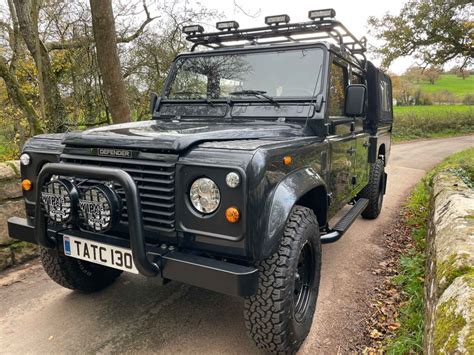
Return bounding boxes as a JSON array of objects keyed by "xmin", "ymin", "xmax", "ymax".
[
  {"xmin": 360, "ymin": 159, "xmax": 384, "ymax": 219},
  {"xmin": 40, "ymin": 248, "xmax": 122, "ymax": 292},
  {"xmin": 244, "ymin": 206, "xmax": 321, "ymax": 354}
]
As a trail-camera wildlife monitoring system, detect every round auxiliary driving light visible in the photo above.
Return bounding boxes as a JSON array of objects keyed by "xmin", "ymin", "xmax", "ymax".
[
  {"xmin": 225, "ymin": 172, "xmax": 240, "ymax": 188},
  {"xmin": 190, "ymin": 177, "xmax": 221, "ymax": 214},
  {"xmin": 79, "ymin": 185, "xmax": 122, "ymax": 233},
  {"xmin": 41, "ymin": 178, "xmax": 78, "ymax": 223}
]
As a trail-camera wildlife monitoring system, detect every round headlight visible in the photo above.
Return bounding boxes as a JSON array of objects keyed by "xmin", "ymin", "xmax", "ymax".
[
  {"xmin": 20, "ymin": 153, "xmax": 31, "ymax": 166},
  {"xmin": 79, "ymin": 185, "xmax": 121, "ymax": 232},
  {"xmin": 225, "ymin": 172, "xmax": 240, "ymax": 188},
  {"xmin": 190, "ymin": 177, "xmax": 220, "ymax": 214},
  {"xmin": 41, "ymin": 178, "xmax": 78, "ymax": 223}
]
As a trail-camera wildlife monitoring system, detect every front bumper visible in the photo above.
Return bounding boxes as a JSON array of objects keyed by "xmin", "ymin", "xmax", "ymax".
[
  {"xmin": 8, "ymin": 162, "xmax": 258, "ymax": 297},
  {"xmin": 8, "ymin": 217, "xmax": 258, "ymax": 297}
]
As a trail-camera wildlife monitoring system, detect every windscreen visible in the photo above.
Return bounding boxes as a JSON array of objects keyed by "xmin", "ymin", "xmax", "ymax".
[{"xmin": 165, "ymin": 48, "xmax": 324, "ymax": 100}]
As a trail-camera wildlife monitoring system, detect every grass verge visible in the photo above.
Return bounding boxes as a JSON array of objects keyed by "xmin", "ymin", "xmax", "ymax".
[
  {"xmin": 385, "ymin": 148, "xmax": 474, "ymax": 353},
  {"xmin": 393, "ymin": 105, "xmax": 474, "ymax": 142}
]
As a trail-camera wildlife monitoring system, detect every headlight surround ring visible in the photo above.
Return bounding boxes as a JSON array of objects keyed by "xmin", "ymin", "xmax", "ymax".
[
  {"xmin": 41, "ymin": 178, "xmax": 79, "ymax": 224},
  {"xmin": 79, "ymin": 184, "xmax": 122, "ymax": 233},
  {"xmin": 189, "ymin": 177, "xmax": 221, "ymax": 214}
]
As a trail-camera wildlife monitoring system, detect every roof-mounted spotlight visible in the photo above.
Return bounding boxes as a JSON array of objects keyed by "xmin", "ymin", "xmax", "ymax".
[
  {"xmin": 182, "ymin": 25, "xmax": 204, "ymax": 35},
  {"xmin": 308, "ymin": 8, "xmax": 336, "ymax": 21},
  {"xmin": 265, "ymin": 14, "xmax": 290, "ymax": 26},
  {"xmin": 216, "ymin": 21, "xmax": 240, "ymax": 31}
]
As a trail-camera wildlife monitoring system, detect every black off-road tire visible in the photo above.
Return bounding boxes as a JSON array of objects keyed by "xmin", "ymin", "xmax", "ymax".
[
  {"xmin": 244, "ymin": 206, "xmax": 322, "ymax": 354},
  {"xmin": 359, "ymin": 158, "xmax": 385, "ymax": 219},
  {"xmin": 40, "ymin": 247, "xmax": 122, "ymax": 292}
]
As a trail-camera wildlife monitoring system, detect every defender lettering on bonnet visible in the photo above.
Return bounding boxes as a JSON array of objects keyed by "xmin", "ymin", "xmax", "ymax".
[{"xmin": 96, "ymin": 148, "xmax": 133, "ymax": 158}]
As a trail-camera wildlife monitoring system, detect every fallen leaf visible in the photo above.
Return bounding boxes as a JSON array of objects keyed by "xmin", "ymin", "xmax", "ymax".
[
  {"xmin": 369, "ymin": 329, "xmax": 383, "ymax": 339},
  {"xmin": 388, "ymin": 322, "xmax": 401, "ymax": 331}
]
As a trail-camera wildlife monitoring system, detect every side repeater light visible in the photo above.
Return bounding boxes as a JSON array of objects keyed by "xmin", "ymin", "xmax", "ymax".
[
  {"xmin": 265, "ymin": 14, "xmax": 290, "ymax": 26},
  {"xmin": 308, "ymin": 9, "xmax": 336, "ymax": 21},
  {"xmin": 216, "ymin": 21, "xmax": 239, "ymax": 31}
]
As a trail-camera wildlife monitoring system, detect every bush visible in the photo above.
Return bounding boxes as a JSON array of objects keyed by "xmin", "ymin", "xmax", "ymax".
[
  {"xmin": 393, "ymin": 105, "xmax": 474, "ymax": 141},
  {"xmin": 462, "ymin": 94, "xmax": 474, "ymax": 105}
]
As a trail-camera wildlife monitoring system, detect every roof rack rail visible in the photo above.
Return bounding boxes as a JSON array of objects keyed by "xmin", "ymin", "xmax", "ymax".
[{"xmin": 183, "ymin": 10, "xmax": 367, "ymax": 66}]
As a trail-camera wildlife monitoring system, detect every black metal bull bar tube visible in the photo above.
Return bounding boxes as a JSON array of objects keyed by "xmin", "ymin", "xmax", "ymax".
[{"xmin": 34, "ymin": 163, "xmax": 160, "ymax": 277}]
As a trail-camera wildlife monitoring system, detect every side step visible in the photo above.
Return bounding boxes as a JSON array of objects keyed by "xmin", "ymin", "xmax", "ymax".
[{"xmin": 321, "ymin": 198, "xmax": 369, "ymax": 244}]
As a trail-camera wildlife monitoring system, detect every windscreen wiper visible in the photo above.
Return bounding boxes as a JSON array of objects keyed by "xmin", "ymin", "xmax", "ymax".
[{"xmin": 229, "ymin": 90, "xmax": 280, "ymax": 108}]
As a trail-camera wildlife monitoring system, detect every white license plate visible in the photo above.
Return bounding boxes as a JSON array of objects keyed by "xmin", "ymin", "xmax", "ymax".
[{"xmin": 63, "ymin": 235, "xmax": 139, "ymax": 274}]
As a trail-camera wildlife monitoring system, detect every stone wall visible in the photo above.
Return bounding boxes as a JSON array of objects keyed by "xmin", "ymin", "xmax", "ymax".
[
  {"xmin": 0, "ymin": 161, "xmax": 38, "ymax": 270},
  {"xmin": 424, "ymin": 171, "xmax": 474, "ymax": 354}
]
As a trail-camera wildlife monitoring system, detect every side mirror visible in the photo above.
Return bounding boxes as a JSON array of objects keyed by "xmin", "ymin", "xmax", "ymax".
[
  {"xmin": 345, "ymin": 84, "xmax": 366, "ymax": 117},
  {"xmin": 150, "ymin": 92, "xmax": 159, "ymax": 115}
]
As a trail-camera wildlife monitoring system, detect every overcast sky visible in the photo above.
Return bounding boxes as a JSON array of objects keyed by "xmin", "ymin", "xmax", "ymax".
[
  {"xmin": 0, "ymin": 0, "xmax": 414, "ymax": 74},
  {"xmin": 201, "ymin": 0, "xmax": 412, "ymax": 74}
]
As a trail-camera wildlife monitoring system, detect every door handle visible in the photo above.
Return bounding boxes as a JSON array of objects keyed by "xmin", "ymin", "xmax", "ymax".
[{"xmin": 347, "ymin": 147, "xmax": 356, "ymax": 155}]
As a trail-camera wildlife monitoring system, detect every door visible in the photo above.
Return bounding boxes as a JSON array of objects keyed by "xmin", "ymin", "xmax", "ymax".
[
  {"xmin": 351, "ymin": 72, "xmax": 369, "ymax": 192},
  {"xmin": 353, "ymin": 125, "xmax": 370, "ymax": 191},
  {"xmin": 327, "ymin": 61, "xmax": 354, "ymax": 214}
]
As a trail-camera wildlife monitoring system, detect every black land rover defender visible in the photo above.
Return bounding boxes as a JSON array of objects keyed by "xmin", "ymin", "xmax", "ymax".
[{"xmin": 8, "ymin": 9, "xmax": 392, "ymax": 354}]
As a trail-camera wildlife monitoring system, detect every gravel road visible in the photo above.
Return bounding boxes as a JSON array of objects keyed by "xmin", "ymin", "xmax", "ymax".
[{"xmin": 1, "ymin": 135, "xmax": 472, "ymax": 354}]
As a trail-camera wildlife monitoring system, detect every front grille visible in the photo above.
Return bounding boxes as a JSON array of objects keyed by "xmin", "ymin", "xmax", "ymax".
[{"xmin": 60, "ymin": 152, "xmax": 177, "ymax": 235}]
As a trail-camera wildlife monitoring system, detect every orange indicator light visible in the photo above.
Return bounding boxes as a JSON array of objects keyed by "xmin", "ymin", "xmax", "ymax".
[
  {"xmin": 225, "ymin": 207, "xmax": 240, "ymax": 223},
  {"xmin": 283, "ymin": 156, "xmax": 292, "ymax": 166},
  {"xmin": 22, "ymin": 179, "xmax": 32, "ymax": 191}
]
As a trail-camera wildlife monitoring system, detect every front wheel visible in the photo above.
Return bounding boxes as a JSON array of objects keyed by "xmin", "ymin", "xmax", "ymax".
[
  {"xmin": 244, "ymin": 206, "xmax": 321, "ymax": 354},
  {"xmin": 40, "ymin": 247, "xmax": 122, "ymax": 292}
]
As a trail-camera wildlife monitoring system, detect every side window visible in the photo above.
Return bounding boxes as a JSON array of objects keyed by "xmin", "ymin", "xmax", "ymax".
[
  {"xmin": 328, "ymin": 63, "xmax": 347, "ymax": 117},
  {"xmin": 380, "ymin": 80, "xmax": 391, "ymax": 113}
]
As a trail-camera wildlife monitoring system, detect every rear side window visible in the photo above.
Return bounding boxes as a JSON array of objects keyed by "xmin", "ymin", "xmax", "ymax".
[
  {"xmin": 328, "ymin": 63, "xmax": 347, "ymax": 117},
  {"xmin": 380, "ymin": 80, "xmax": 391, "ymax": 113}
]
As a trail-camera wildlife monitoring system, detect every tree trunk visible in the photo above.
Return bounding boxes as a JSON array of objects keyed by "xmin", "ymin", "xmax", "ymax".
[
  {"xmin": 90, "ymin": 0, "xmax": 131, "ymax": 124},
  {"xmin": 13, "ymin": 0, "xmax": 67, "ymax": 133},
  {"xmin": 0, "ymin": 56, "xmax": 44, "ymax": 135}
]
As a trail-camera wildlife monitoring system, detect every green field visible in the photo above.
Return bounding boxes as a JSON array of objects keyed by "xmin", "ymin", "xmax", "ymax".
[
  {"xmin": 393, "ymin": 105, "xmax": 474, "ymax": 141},
  {"xmin": 394, "ymin": 105, "xmax": 473, "ymax": 115},
  {"xmin": 418, "ymin": 74, "xmax": 474, "ymax": 97}
]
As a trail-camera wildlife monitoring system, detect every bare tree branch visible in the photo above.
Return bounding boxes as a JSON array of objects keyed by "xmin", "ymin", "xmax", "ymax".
[
  {"xmin": 45, "ymin": 0, "xmax": 157, "ymax": 50},
  {"xmin": 233, "ymin": 0, "xmax": 261, "ymax": 18},
  {"xmin": 117, "ymin": 0, "xmax": 158, "ymax": 43}
]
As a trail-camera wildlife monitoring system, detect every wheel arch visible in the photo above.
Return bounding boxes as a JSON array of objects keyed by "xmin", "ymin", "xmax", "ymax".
[
  {"xmin": 296, "ymin": 185, "xmax": 328, "ymax": 229},
  {"xmin": 258, "ymin": 167, "xmax": 327, "ymax": 260},
  {"xmin": 378, "ymin": 143, "xmax": 386, "ymax": 164}
]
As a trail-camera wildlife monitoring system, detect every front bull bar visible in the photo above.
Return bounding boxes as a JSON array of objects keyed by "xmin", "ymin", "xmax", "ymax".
[{"xmin": 35, "ymin": 163, "xmax": 160, "ymax": 277}]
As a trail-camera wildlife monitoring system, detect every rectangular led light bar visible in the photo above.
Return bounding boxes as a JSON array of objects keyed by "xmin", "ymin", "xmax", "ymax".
[
  {"xmin": 216, "ymin": 21, "xmax": 240, "ymax": 31},
  {"xmin": 265, "ymin": 14, "xmax": 290, "ymax": 26},
  {"xmin": 308, "ymin": 8, "xmax": 336, "ymax": 20},
  {"xmin": 182, "ymin": 25, "xmax": 204, "ymax": 35}
]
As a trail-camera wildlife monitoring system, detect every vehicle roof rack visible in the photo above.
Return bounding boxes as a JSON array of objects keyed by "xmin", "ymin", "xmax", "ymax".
[{"xmin": 183, "ymin": 9, "xmax": 367, "ymax": 66}]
